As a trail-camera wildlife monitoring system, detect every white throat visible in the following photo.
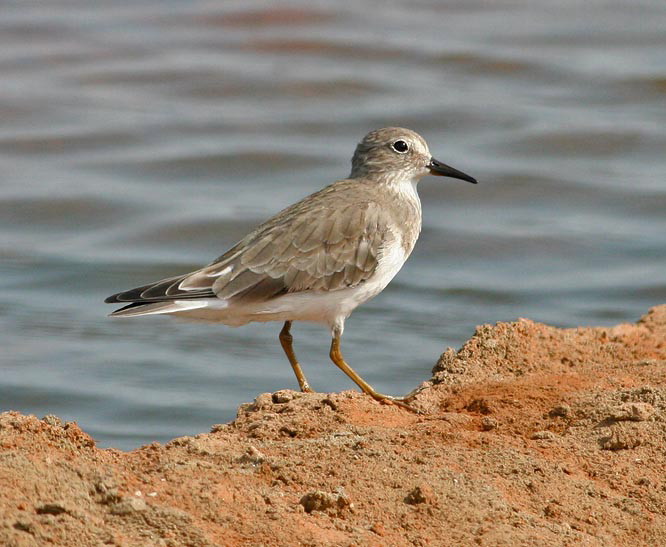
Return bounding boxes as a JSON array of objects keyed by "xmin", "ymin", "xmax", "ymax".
[{"xmin": 383, "ymin": 172, "xmax": 423, "ymax": 211}]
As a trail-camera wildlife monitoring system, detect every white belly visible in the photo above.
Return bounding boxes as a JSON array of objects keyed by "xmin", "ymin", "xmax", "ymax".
[{"xmin": 171, "ymin": 241, "xmax": 409, "ymax": 334}]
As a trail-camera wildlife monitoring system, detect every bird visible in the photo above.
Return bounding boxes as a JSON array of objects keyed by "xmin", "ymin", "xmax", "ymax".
[{"xmin": 105, "ymin": 127, "xmax": 477, "ymax": 412}]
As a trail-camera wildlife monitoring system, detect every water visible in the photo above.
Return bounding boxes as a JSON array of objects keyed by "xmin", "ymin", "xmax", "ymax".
[{"xmin": 1, "ymin": 1, "xmax": 664, "ymax": 450}]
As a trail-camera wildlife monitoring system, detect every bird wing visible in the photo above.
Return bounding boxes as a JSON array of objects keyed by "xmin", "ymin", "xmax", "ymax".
[{"xmin": 106, "ymin": 187, "xmax": 388, "ymax": 306}]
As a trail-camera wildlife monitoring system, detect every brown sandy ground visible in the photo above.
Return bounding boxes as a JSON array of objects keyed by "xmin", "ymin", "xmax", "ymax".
[{"xmin": 1, "ymin": 305, "xmax": 665, "ymax": 547}]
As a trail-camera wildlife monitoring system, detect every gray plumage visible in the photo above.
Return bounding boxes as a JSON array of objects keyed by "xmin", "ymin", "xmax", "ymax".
[{"xmin": 106, "ymin": 177, "xmax": 419, "ymax": 311}]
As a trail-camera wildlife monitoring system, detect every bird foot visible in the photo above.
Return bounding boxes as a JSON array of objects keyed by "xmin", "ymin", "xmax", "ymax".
[
  {"xmin": 389, "ymin": 384, "xmax": 428, "ymax": 403},
  {"xmin": 374, "ymin": 394, "xmax": 422, "ymax": 414}
]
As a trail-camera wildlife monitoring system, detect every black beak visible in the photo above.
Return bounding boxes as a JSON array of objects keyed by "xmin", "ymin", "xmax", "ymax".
[{"xmin": 428, "ymin": 158, "xmax": 477, "ymax": 184}]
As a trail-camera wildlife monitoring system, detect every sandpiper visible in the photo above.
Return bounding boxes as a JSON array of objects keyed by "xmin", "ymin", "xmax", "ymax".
[{"xmin": 106, "ymin": 127, "xmax": 477, "ymax": 411}]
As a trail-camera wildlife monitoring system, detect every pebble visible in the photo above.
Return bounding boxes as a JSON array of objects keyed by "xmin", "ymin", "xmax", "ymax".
[
  {"xmin": 531, "ymin": 431, "xmax": 558, "ymax": 440},
  {"xmin": 109, "ymin": 497, "xmax": 147, "ymax": 515},
  {"xmin": 237, "ymin": 445, "xmax": 266, "ymax": 465}
]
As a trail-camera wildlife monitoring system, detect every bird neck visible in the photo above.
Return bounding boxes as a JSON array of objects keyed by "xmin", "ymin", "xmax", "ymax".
[
  {"xmin": 382, "ymin": 173, "xmax": 422, "ymax": 210},
  {"xmin": 378, "ymin": 176, "xmax": 423, "ymax": 256}
]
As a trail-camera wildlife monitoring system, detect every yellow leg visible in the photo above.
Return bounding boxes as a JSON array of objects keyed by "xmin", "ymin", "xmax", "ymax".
[
  {"xmin": 329, "ymin": 334, "xmax": 420, "ymax": 413},
  {"xmin": 279, "ymin": 321, "xmax": 313, "ymax": 393}
]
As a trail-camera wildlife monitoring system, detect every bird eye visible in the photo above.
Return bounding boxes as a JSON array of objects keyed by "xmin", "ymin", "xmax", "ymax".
[{"xmin": 391, "ymin": 140, "xmax": 409, "ymax": 153}]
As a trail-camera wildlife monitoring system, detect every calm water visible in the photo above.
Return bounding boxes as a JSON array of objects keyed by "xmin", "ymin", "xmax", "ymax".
[{"xmin": 1, "ymin": 1, "xmax": 664, "ymax": 449}]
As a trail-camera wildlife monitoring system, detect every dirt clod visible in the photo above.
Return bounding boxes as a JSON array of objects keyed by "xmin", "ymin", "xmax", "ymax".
[
  {"xmin": 272, "ymin": 390, "xmax": 297, "ymax": 404},
  {"xmin": 42, "ymin": 415, "xmax": 64, "ymax": 427},
  {"xmin": 404, "ymin": 484, "xmax": 437, "ymax": 505},
  {"xmin": 481, "ymin": 416, "xmax": 499, "ymax": 431},
  {"xmin": 299, "ymin": 488, "xmax": 351, "ymax": 514},
  {"xmin": 35, "ymin": 502, "xmax": 68, "ymax": 516},
  {"xmin": 549, "ymin": 404, "xmax": 571, "ymax": 418},
  {"xmin": 610, "ymin": 402, "xmax": 655, "ymax": 422},
  {"xmin": 600, "ymin": 424, "xmax": 645, "ymax": 450}
]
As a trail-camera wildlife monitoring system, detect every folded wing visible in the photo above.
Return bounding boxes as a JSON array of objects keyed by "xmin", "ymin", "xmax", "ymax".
[{"xmin": 106, "ymin": 196, "xmax": 387, "ymax": 309}]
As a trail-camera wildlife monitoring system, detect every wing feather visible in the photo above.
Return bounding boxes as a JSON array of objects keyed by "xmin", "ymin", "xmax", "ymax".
[{"xmin": 106, "ymin": 180, "xmax": 390, "ymax": 307}]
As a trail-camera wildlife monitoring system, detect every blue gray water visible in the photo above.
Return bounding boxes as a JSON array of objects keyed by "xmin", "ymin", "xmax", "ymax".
[{"xmin": 1, "ymin": 1, "xmax": 665, "ymax": 449}]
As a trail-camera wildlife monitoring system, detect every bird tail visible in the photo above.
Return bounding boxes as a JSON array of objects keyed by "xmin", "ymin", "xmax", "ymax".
[{"xmin": 109, "ymin": 300, "xmax": 209, "ymax": 318}]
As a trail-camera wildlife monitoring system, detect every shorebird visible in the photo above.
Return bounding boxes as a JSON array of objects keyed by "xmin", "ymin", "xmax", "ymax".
[{"xmin": 106, "ymin": 127, "xmax": 477, "ymax": 411}]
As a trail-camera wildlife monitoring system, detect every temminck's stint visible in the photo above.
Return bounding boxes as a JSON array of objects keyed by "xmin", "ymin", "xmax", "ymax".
[{"xmin": 106, "ymin": 127, "xmax": 477, "ymax": 411}]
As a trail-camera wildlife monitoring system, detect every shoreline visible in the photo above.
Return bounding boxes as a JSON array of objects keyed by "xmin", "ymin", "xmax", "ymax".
[{"xmin": 1, "ymin": 305, "xmax": 665, "ymax": 546}]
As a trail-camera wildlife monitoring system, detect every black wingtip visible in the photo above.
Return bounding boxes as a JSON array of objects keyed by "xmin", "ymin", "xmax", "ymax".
[{"xmin": 109, "ymin": 302, "xmax": 147, "ymax": 314}]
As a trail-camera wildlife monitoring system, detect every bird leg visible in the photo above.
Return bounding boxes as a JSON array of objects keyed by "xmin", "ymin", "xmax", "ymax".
[
  {"xmin": 329, "ymin": 334, "xmax": 420, "ymax": 414},
  {"xmin": 279, "ymin": 321, "xmax": 313, "ymax": 393}
]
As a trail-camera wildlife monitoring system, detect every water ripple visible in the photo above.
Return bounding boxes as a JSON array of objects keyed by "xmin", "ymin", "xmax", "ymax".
[{"xmin": 0, "ymin": 0, "xmax": 664, "ymax": 449}]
